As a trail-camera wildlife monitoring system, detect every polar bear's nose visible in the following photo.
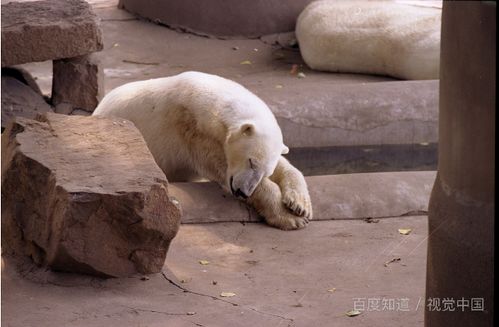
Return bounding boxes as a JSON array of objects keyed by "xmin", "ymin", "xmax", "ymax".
[{"xmin": 230, "ymin": 176, "xmax": 249, "ymax": 199}]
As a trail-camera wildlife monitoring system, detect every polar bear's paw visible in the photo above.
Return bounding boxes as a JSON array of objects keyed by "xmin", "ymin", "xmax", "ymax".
[
  {"xmin": 282, "ymin": 188, "xmax": 313, "ymax": 219},
  {"xmin": 266, "ymin": 211, "xmax": 311, "ymax": 230}
]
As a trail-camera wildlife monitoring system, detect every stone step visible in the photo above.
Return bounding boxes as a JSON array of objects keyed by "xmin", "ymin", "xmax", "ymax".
[{"xmin": 170, "ymin": 170, "xmax": 436, "ymax": 224}]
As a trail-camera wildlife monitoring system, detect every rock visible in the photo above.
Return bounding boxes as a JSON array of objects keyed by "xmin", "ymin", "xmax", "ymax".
[
  {"xmin": 52, "ymin": 54, "xmax": 103, "ymax": 113},
  {"xmin": 1, "ymin": 0, "xmax": 103, "ymax": 67},
  {"xmin": 1, "ymin": 66, "xmax": 43, "ymax": 96},
  {"xmin": 1, "ymin": 113, "xmax": 181, "ymax": 277},
  {"xmin": 1, "ymin": 75, "xmax": 53, "ymax": 129}
]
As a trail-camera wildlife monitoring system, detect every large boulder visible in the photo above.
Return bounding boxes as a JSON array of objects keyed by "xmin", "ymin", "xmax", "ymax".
[{"xmin": 1, "ymin": 113, "xmax": 181, "ymax": 277}]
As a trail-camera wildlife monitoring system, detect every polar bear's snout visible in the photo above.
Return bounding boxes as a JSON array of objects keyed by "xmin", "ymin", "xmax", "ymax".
[{"xmin": 230, "ymin": 169, "xmax": 264, "ymax": 199}]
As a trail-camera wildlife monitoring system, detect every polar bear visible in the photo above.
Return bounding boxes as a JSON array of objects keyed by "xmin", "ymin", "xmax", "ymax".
[
  {"xmin": 296, "ymin": 0, "xmax": 442, "ymax": 80},
  {"xmin": 93, "ymin": 71, "xmax": 312, "ymax": 230}
]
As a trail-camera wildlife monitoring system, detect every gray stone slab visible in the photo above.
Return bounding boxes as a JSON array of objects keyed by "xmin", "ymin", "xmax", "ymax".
[
  {"xmin": 255, "ymin": 80, "xmax": 439, "ymax": 148},
  {"xmin": 170, "ymin": 171, "xmax": 436, "ymax": 224},
  {"xmin": 1, "ymin": 0, "xmax": 103, "ymax": 67}
]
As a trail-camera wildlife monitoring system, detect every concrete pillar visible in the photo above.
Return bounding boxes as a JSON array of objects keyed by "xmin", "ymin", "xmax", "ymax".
[{"xmin": 425, "ymin": 2, "xmax": 495, "ymax": 327}]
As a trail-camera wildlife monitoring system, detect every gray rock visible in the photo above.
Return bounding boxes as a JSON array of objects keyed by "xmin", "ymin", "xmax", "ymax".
[
  {"xmin": 1, "ymin": 113, "xmax": 181, "ymax": 277},
  {"xmin": 1, "ymin": 0, "xmax": 103, "ymax": 67},
  {"xmin": 1, "ymin": 75, "xmax": 53, "ymax": 129}
]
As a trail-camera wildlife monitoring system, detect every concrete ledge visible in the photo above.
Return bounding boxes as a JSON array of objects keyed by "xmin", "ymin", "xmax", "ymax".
[
  {"xmin": 170, "ymin": 171, "xmax": 436, "ymax": 224},
  {"xmin": 255, "ymin": 80, "xmax": 439, "ymax": 148},
  {"xmin": 1, "ymin": 0, "xmax": 103, "ymax": 67},
  {"xmin": 118, "ymin": 0, "xmax": 314, "ymax": 38}
]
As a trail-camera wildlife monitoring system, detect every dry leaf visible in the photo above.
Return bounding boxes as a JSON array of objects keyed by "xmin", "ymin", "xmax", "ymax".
[
  {"xmin": 199, "ymin": 260, "xmax": 210, "ymax": 265},
  {"xmin": 240, "ymin": 60, "xmax": 252, "ymax": 65},
  {"xmin": 346, "ymin": 309, "xmax": 362, "ymax": 317},
  {"xmin": 220, "ymin": 292, "xmax": 236, "ymax": 297},
  {"xmin": 398, "ymin": 228, "xmax": 412, "ymax": 235},
  {"xmin": 327, "ymin": 288, "xmax": 337, "ymax": 293}
]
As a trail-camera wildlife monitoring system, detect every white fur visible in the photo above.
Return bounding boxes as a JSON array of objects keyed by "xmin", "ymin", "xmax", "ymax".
[
  {"xmin": 296, "ymin": 0, "xmax": 441, "ymax": 80},
  {"xmin": 93, "ymin": 72, "xmax": 312, "ymax": 230}
]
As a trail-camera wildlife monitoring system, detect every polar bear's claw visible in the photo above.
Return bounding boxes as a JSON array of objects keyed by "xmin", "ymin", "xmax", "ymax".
[{"xmin": 282, "ymin": 189, "xmax": 313, "ymax": 219}]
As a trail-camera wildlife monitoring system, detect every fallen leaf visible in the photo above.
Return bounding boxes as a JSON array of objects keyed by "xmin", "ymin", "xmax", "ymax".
[
  {"xmin": 346, "ymin": 309, "xmax": 362, "ymax": 317},
  {"xmin": 240, "ymin": 60, "xmax": 252, "ymax": 65},
  {"xmin": 199, "ymin": 260, "xmax": 210, "ymax": 265},
  {"xmin": 220, "ymin": 292, "xmax": 236, "ymax": 297},
  {"xmin": 327, "ymin": 288, "xmax": 337, "ymax": 293},
  {"xmin": 398, "ymin": 228, "xmax": 412, "ymax": 235}
]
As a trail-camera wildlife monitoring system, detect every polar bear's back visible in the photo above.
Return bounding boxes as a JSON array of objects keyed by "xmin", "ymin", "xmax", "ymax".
[
  {"xmin": 94, "ymin": 72, "xmax": 280, "ymax": 140},
  {"xmin": 296, "ymin": 1, "xmax": 441, "ymax": 79}
]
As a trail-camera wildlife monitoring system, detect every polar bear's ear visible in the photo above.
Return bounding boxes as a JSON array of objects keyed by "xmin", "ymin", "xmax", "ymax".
[
  {"xmin": 240, "ymin": 123, "xmax": 254, "ymax": 136},
  {"xmin": 281, "ymin": 145, "xmax": 289, "ymax": 154}
]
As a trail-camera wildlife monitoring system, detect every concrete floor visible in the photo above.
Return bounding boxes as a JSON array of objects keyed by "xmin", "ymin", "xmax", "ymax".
[
  {"xmin": 2, "ymin": 1, "xmax": 431, "ymax": 326},
  {"xmin": 2, "ymin": 217, "xmax": 427, "ymax": 327}
]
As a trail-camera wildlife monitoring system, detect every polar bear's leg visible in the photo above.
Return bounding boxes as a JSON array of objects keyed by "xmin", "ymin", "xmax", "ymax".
[
  {"xmin": 248, "ymin": 178, "xmax": 310, "ymax": 230},
  {"xmin": 270, "ymin": 157, "xmax": 313, "ymax": 219}
]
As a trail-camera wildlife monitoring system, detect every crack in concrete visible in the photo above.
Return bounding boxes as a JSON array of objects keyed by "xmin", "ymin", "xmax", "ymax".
[
  {"xmin": 161, "ymin": 272, "xmax": 294, "ymax": 325},
  {"xmin": 121, "ymin": 305, "xmax": 192, "ymax": 316}
]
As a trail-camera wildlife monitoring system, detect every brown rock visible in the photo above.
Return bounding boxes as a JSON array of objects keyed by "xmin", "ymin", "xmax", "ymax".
[
  {"xmin": 1, "ymin": 0, "xmax": 103, "ymax": 67},
  {"xmin": 1, "ymin": 75, "xmax": 53, "ymax": 129},
  {"xmin": 52, "ymin": 54, "xmax": 103, "ymax": 113},
  {"xmin": 1, "ymin": 113, "xmax": 181, "ymax": 277}
]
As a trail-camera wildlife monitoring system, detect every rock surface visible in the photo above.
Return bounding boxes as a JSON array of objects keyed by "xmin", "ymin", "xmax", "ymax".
[
  {"xmin": 1, "ymin": 0, "xmax": 103, "ymax": 67},
  {"xmin": 1, "ymin": 75, "xmax": 53, "ymax": 129},
  {"xmin": 1, "ymin": 113, "xmax": 181, "ymax": 277},
  {"xmin": 52, "ymin": 54, "xmax": 103, "ymax": 113}
]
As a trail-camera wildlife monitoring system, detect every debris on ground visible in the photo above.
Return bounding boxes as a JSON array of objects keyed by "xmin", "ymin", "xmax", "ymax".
[
  {"xmin": 398, "ymin": 228, "xmax": 412, "ymax": 235},
  {"xmin": 346, "ymin": 309, "xmax": 362, "ymax": 317},
  {"xmin": 384, "ymin": 257, "xmax": 402, "ymax": 267},
  {"xmin": 297, "ymin": 72, "xmax": 306, "ymax": 79},
  {"xmin": 364, "ymin": 217, "xmax": 380, "ymax": 223},
  {"xmin": 240, "ymin": 60, "xmax": 252, "ymax": 65},
  {"xmin": 220, "ymin": 292, "xmax": 236, "ymax": 297},
  {"xmin": 199, "ymin": 260, "xmax": 210, "ymax": 265}
]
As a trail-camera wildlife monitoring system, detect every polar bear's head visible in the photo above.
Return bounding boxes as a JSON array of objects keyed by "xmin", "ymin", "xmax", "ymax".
[{"xmin": 225, "ymin": 123, "xmax": 289, "ymax": 199}]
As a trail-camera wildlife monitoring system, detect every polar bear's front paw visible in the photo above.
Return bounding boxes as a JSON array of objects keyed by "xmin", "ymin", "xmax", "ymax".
[
  {"xmin": 282, "ymin": 189, "xmax": 313, "ymax": 219},
  {"xmin": 266, "ymin": 212, "xmax": 310, "ymax": 230}
]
